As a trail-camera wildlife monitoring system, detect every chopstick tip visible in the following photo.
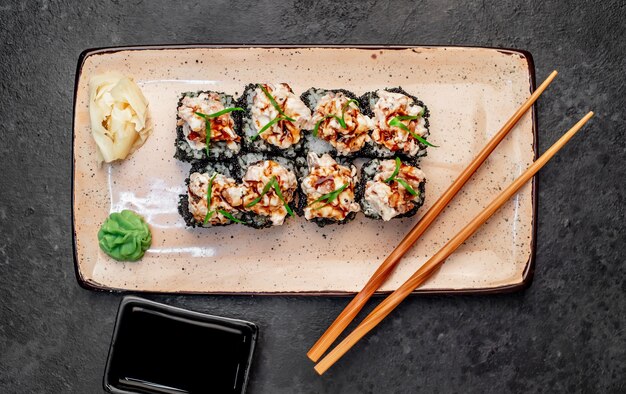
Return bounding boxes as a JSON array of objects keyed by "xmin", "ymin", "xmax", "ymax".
[
  {"xmin": 313, "ymin": 363, "xmax": 327, "ymax": 376},
  {"xmin": 546, "ymin": 70, "xmax": 558, "ymax": 81},
  {"xmin": 581, "ymin": 111, "xmax": 594, "ymax": 123}
]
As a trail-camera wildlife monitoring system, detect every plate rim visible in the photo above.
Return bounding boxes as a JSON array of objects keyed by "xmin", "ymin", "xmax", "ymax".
[{"xmin": 71, "ymin": 44, "xmax": 537, "ymax": 296}]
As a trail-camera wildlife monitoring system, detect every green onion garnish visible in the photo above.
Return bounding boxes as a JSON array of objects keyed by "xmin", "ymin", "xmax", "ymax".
[
  {"xmin": 388, "ymin": 115, "xmax": 438, "ymax": 148},
  {"xmin": 196, "ymin": 107, "xmax": 244, "ymax": 119},
  {"xmin": 258, "ymin": 84, "xmax": 295, "ymax": 122},
  {"xmin": 312, "ymin": 99, "xmax": 360, "ymax": 137},
  {"xmin": 384, "ymin": 157, "xmax": 402, "ymax": 183},
  {"xmin": 309, "ymin": 183, "xmax": 349, "ymax": 210},
  {"xmin": 271, "ymin": 180, "xmax": 294, "ymax": 217},
  {"xmin": 338, "ymin": 99, "xmax": 359, "ymax": 128},
  {"xmin": 383, "ymin": 158, "xmax": 418, "ymax": 196},
  {"xmin": 245, "ymin": 176, "xmax": 277, "ymax": 208},
  {"xmin": 195, "ymin": 108, "xmax": 244, "ymax": 157},
  {"xmin": 312, "ymin": 115, "xmax": 334, "ymax": 137},
  {"xmin": 244, "ymin": 176, "xmax": 294, "ymax": 217},
  {"xmin": 217, "ymin": 209, "xmax": 246, "ymax": 224},
  {"xmin": 203, "ymin": 210, "xmax": 215, "ymax": 224},
  {"xmin": 342, "ymin": 99, "xmax": 359, "ymax": 112},
  {"xmin": 203, "ymin": 174, "xmax": 217, "ymax": 225},
  {"xmin": 202, "ymin": 173, "xmax": 248, "ymax": 224},
  {"xmin": 249, "ymin": 116, "xmax": 285, "ymax": 141},
  {"xmin": 312, "ymin": 114, "xmax": 344, "ymax": 137},
  {"xmin": 395, "ymin": 178, "xmax": 418, "ymax": 196},
  {"xmin": 335, "ymin": 114, "xmax": 347, "ymax": 129}
]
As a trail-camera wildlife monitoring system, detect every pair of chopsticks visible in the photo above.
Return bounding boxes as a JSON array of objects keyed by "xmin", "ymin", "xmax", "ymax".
[{"xmin": 309, "ymin": 70, "xmax": 594, "ymax": 374}]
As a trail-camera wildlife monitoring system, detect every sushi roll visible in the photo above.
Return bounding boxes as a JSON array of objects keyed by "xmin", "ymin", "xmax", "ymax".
[
  {"xmin": 236, "ymin": 153, "xmax": 298, "ymax": 229},
  {"xmin": 360, "ymin": 158, "xmax": 426, "ymax": 221},
  {"xmin": 300, "ymin": 88, "xmax": 374, "ymax": 157},
  {"xmin": 178, "ymin": 160, "xmax": 246, "ymax": 227},
  {"xmin": 239, "ymin": 83, "xmax": 312, "ymax": 159},
  {"xmin": 360, "ymin": 87, "xmax": 431, "ymax": 160},
  {"xmin": 296, "ymin": 152, "xmax": 360, "ymax": 227},
  {"xmin": 175, "ymin": 91, "xmax": 243, "ymax": 162}
]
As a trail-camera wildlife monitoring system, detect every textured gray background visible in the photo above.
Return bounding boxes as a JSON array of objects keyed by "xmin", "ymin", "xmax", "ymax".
[{"xmin": 0, "ymin": 0, "xmax": 624, "ymax": 393}]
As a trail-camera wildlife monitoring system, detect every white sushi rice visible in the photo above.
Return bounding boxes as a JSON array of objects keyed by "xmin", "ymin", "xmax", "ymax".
[
  {"xmin": 304, "ymin": 133, "xmax": 334, "ymax": 155},
  {"xmin": 199, "ymin": 161, "xmax": 237, "ymax": 179},
  {"xmin": 303, "ymin": 88, "xmax": 326, "ymax": 110}
]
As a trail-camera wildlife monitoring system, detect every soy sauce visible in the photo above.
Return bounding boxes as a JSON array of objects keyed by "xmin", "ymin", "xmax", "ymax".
[{"xmin": 106, "ymin": 305, "xmax": 256, "ymax": 394}]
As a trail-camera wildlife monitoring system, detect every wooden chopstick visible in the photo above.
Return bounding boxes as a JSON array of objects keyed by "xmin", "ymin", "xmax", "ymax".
[
  {"xmin": 314, "ymin": 111, "xmax": 594, "ymax": 375},
  {"xmin": 307, "ymin": 70, "xmax": 559, "ymax": 362}
]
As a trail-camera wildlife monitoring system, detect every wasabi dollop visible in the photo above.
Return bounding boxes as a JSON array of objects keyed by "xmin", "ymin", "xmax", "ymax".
[{"xmin": 98, "ymin": 210, "xmax": 151, "ymax": 261}]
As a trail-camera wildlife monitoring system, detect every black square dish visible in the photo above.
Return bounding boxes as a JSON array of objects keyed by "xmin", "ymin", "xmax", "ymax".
[{"xmin": 104, "ymin": 296, "xmax": 258, "ymax": 394}]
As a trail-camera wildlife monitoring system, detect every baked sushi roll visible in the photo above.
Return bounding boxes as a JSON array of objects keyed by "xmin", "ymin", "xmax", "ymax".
[
  {"xmin": 300, "ymin": 88, "xmax": 374, "ymax": 157},
  {"xmin": 296, "ymin": 152, "xmax": 360, "ymax": 227},
  {"xmin": 360, "ymin": 87, "xmax": 432, "ymax": 160},
  {"xmin": 236, "ymin": 153, "xmax": 298, "ymax": 229},
  {"xmin": 175, "ymin": 91, "xmax": 243, "ymax": 162},
  {"xmin": 360, "ymin": 158, "xmax": 426, "ymax": 221},
  {"xmin": 239, "ymin": 83, "xmax": 312, "ymax": 159},
  {"xmin": 178, "ymin": 161, "xmax": 246, "ymax": 227}
]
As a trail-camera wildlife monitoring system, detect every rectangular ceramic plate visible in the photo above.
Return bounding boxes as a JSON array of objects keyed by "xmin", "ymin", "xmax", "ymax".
[{"xmin": 72, "ymin": 45, "xmax": 536, "ymax": 295}]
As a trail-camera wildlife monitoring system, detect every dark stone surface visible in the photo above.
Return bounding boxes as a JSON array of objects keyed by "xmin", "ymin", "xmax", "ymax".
[{"xmin": 0, "ymin": 0, "xmax": 624, "ymax": 393}]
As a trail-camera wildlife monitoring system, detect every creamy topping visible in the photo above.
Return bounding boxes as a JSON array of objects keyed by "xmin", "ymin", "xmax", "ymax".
[
  {"xmin": 312, "ymin": 92, "xmax": 374, "ymax": 155},
  {"xmin": 301, "ymin": 153, "xmax": 360, "ymax": 221},
  {"xmin": 187, "ymin": 173, "xmax": 241, "ymax": 225},
  {"xmin": 371, "ymin": 90, "xmax": 427, "ymax": 155},
  {"xmin": 177, "ymin": 93, "xmax": 240, "ymax": 151},
  {"xmin": 241, "ymin": 160, "xmax": 297, "ymax": 225},
  {"xmin": 251, "ymin": 83, "xmax": 312, "ymax": 148},
  {"xmin": 364, "ymin": 159, "xmax": 425, "ymax": 221}
]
